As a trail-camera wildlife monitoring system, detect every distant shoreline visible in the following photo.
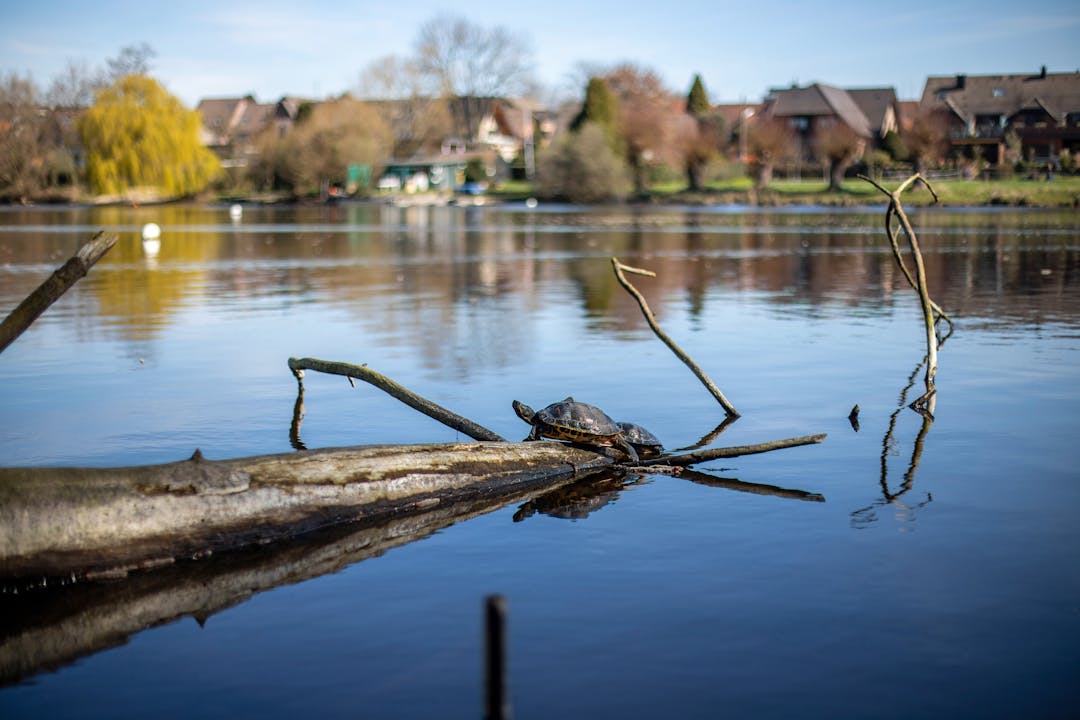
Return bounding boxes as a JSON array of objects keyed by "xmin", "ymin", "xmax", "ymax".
[{"xmin": 5, "ymin": 177, "xmax": 1079, "ymax": 210}]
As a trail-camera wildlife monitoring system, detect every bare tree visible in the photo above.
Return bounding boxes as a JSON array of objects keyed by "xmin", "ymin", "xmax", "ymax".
[
  {"xmin": 413, "ymin": 14, "xmax": 534, "ymax": 98},
  {"xmin": 747, "ymin": 118, "xmax": 796, "ymax": 188},
  {"xmin": 45, "ymin": 59, "xmax": 102, "ymax": 109},
  {"xmin": 814, "ymin": 121, "xmax": 865, "ymax": 191},
  {"xmin": 0, "ymin": 74, "xmax": 50, "ymax": 202},
  {"xmin": 904, "ymin": 112, "xmax": 949, "ymax": 174},
  {"xmin": 356, "ymin": 55, "xmax": 451, "ymax": 158},
  {"xmin": 605, "ymin": 63, "xmax": 676, "ymax": 194},
  {"xmin": 105, "ymin": 43, "xmax": 156, "ymax": 81}
]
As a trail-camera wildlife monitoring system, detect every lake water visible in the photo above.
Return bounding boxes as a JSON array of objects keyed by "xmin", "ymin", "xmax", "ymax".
[{"xmin": 1, "ymin": 201, "xmax": 1078, "ymax": 719}]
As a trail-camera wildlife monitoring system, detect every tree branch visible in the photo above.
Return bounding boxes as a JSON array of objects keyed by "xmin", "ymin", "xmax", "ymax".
[
  {"xmin": 0, "ymin": 231, "xmax": 117, "ymax": 354},
  {"xmin": 288, "ymin": 357, "xmax": 506, "ymax": 441},
  {"xmin": 611, "ymin": 257, "xmax": 740, "ymax": 417},
  {"xmin": 640, "ymin": 433, "xmax": 826, "ymax": 467}
]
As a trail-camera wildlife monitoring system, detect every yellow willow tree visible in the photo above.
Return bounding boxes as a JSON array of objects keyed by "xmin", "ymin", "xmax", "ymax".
[{"xmin": 79, "ymin": 75, "xmax": 220, "ymax": 197}]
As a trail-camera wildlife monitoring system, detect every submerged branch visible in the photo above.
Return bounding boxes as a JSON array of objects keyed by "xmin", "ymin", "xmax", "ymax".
[
  {"xmin": 0, "ymin": 231, "xmax": 117, "ymax": 354},
  {"xmin": 611, "ymin": 257, "xmax": 740, "ymax": 417},
  {"xmin": 288, "ymin": 357, "xmax": 506, "ymax": 441}
]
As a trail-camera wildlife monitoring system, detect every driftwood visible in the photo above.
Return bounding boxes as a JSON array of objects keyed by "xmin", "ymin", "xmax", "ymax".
[
  {"xmin": 0, "ymin": 231, "xmax": 117, "ymax": 354},
  {"xmin": 612, "ymin": 257, "xmax": 740, "ymax": 417}
]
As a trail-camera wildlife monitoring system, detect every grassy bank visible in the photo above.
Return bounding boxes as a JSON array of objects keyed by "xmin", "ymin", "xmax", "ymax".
[{"xmin": 493, "ymin": 176, "xmax": 1080, "ymax": 208}]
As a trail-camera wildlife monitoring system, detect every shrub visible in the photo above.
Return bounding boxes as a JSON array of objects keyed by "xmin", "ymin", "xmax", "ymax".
[{"xmin": 535, "ymin": 122, "xmax": 631, "ymax": 203}]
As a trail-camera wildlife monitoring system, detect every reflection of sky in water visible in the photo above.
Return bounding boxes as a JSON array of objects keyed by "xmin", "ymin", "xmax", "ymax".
[{"xmin": 1, "ymin": 205, "xmax": 1078, "ymax": 719}]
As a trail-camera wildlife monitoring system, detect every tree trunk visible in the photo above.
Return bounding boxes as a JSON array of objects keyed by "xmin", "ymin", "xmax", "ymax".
[{"xmin": 828, "ymin": 159, "xmax": 849, "ymax": 191}]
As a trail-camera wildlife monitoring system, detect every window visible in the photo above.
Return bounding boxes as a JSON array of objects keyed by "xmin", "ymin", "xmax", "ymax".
[{"xmin": 992, "ymin": 88, "xmax": 1005, "ymax": 98}]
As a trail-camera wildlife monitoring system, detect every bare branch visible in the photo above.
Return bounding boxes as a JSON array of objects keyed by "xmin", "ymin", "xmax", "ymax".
[
  {"xmin": 0, "ymin": 231, "xmax": 117, "ymax": 354},
  {"xmin": 612, "ymin": 257, "xmax": 740, "ymax": 417},
  {"xmin": 642, "ymin": 434, "xmax": 827, "ymax": 467},
  {"xmin": 288, "ymin": 357, "xmax": 505, "ymax": 441}
]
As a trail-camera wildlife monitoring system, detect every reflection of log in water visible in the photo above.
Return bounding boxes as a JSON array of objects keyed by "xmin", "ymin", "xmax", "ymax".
[{"xmin": 0, "ymin": 476, "xmax": 601, "ymax": 687}]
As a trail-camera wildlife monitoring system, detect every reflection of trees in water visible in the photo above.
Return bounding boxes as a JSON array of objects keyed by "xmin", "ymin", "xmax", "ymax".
[
  {"xmin": 7, "ymin": 205, "xmax": 1077, "ymax": 374},
  {"xmin": 851, "ymin": 360, "xmax": 935, "ymax": 530}
]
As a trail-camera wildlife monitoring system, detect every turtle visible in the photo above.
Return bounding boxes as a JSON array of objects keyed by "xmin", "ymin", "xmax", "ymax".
[
  {"xmin": 512, "ymin": 397, "xmax": 638, "ymax": 461},
  {"xmin": 616, "ymin": 421, "xmax": 664, "ymax": 458}
]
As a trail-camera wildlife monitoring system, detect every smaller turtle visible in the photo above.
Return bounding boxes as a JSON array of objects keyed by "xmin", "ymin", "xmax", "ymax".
[
  {"xmin": 513, "ymin": 397, "xmax": 638, "ymax": 461},
  {"xmin": 617, "ymin": 421, "xmax": 664, "ymax": 458}
]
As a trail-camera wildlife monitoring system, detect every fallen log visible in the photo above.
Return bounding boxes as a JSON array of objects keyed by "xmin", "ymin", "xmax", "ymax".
[
  {"xmin": 0, "ymin": 442, "xmax": 613, "ymax": 586},
  {"xmin": 0, "ymin": 481, "xmax": 589, "ymax": 686}
]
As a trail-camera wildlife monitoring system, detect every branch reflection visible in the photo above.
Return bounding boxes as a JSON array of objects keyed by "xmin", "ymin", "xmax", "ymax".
[
  {"xmin": 851, "ymin": 357, "xmax": 936, "ymax": 529},
  {"xmin": 514, "ymin": 466, "xmax": 824, "ymax": 523}
]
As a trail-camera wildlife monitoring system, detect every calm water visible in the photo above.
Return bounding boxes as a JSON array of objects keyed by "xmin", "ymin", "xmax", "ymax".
[{"xmin": 1, "ymin": 201, "xmax": 1078, "ymax": 718}]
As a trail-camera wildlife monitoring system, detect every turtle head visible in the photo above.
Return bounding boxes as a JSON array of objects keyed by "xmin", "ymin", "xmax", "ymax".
[{"xmin": 512, "ymin": 400, "xmax": 535, "ymax": 423}]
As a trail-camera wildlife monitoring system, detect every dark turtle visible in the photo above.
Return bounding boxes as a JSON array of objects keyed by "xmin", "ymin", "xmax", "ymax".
[
  {"xmin": 512, "ymin": 397, "xmax": 638, "ymax": 461},
  {"xmin": 617, "ymin": 421, "xmax": 664, "ymax": 458}
]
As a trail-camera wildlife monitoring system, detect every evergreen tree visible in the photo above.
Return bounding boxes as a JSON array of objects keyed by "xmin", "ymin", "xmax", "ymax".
[
  {"xmin": 570, "ymin": 77, "xmax": 619, "ymax": 146},
  {"xmin": 686, "ymin": 74, "xmax": 709, "ymax": 116},
  {"xmin": 79, "ymin": 75, "xmax": 220, "ymax": 197}
]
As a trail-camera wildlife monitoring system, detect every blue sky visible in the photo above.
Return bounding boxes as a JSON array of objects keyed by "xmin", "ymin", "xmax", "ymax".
[{"xmin": 2, "ymin": 0, "xmax": 1077, "ymax": 107}]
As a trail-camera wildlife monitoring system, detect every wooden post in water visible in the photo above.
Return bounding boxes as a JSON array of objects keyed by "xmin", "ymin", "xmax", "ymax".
[{"xmin": 485, "ymin": 594, "xmax": 510, "ymax": 720}]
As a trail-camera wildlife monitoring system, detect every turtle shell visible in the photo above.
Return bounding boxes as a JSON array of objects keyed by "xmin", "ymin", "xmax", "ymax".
[
  {"xmin": 534, "ymin": 398, "xmax": 622, "ymax": 443},
  {"xmin": 617, "ymin": 422, "xmax": 664, "ymax": 457}
]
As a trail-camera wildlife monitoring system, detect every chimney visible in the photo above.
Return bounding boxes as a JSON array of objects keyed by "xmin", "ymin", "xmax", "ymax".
[
  {"xmin": 1040, "ymin": 65, "xmax": 1047, "ymax": 79},
  {"xmin": 955, "ymin": 74, "xmax": 966, "ymax": 90}
]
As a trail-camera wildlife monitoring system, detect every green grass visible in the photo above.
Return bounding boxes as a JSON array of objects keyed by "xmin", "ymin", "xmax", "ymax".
[{"xmin": 491, "ymin": 175, "xmax": 1080, "ymax": 208}]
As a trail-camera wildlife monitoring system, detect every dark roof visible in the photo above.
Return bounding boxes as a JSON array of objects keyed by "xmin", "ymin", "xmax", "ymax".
[
  {"xmin": 766, "ymin": 84, "xmax": 873, "ymax": 137},
  {"xmin": 846, "ymin": 88, "xmax": 897, "ymax": 135},
  {"xmin": 920, "ymin": 70, "xmax": 1080, "ymax": 123}
]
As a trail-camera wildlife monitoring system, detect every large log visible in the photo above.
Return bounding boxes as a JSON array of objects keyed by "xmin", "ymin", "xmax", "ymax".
[
  {"xmin": 0, "ymin": 479, "xmax": 585, "ymax": 686},
  {"xmin": 0, "ymin": 442, "xmax": 613, "ymax": 585}
]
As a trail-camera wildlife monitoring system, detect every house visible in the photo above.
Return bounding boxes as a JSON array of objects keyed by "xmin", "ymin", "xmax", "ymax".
[
  {"xmin": 918, "ymin": 68, "xmax": 1080, "ymax": 165},
  {"xmin": 759, "ymin": 83, "xmax": 885, "ymax": 164},
  {"xmin": 446, "ymin": 96, "xmax": 557, "ymax": 163},
  {"xmin": 197, "ymin": 96, "xmax": 302, "ymax": 168}
]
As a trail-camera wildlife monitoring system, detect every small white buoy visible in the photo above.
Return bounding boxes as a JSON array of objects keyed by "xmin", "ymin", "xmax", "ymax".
[
  {"xmin": 229, "ymin": 204, "xmax": 243, "ymax": 221},
  {"xmin": 141, "ymin": 223, "xmax": 161, "ymax": 257},
  {"xmin": 525, "ymin": 197, "xmax": 538, "ymax": 209}
]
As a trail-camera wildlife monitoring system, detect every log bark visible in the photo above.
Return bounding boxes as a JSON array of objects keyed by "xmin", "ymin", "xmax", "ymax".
[
  {"xmin": 0, "ymin": 442, "xmax": 611, "ymax": 584},
  {"xmin": 0, "ymin": 231, "xmax": 117, "ymax": 354}
]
